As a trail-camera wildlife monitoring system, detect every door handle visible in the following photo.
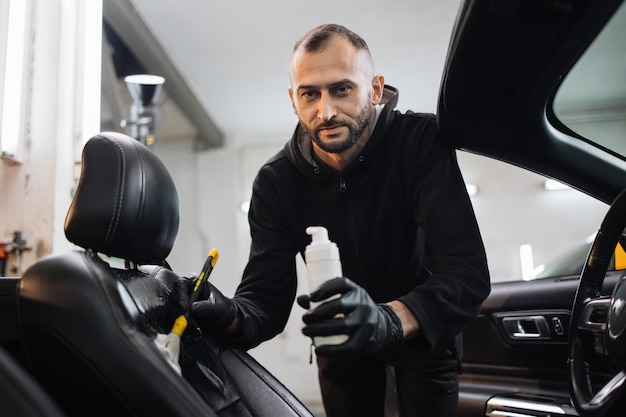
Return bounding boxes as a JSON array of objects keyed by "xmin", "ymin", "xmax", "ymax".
[{"xmin": 501, "ymin": 315, "xmax": 551, "ymax": 339}]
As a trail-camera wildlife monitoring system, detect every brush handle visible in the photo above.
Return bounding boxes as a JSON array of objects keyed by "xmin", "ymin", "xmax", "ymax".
[{"xmin": 187, "ymin": 248, "xmax": 219, "ymax": 310}]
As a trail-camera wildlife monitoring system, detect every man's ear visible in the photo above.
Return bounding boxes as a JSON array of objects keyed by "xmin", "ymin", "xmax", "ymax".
[{"xmin": 371, "ymin": 74, "xmax": 385, "ymax": 105}]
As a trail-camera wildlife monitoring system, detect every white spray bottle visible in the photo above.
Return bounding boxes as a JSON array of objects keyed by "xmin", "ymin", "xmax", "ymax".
[{"xmin": 304, "ymin": 226, "xmax": 349, "ymax": 346}]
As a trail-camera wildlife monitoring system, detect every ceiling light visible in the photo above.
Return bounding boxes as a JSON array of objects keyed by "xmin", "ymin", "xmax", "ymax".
[
  {"xmin": 544, "ymin": 179, "xmax": 570, "ymax": 191},
  {"xmin": 520, "ymin": 244, "xmax": 535, "ymax": 280}
]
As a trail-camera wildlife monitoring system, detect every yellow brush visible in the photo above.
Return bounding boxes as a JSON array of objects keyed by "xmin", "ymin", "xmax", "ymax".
[{"xmin": 155, "ymin": 248, "xmax": 219, "ymax": 374}]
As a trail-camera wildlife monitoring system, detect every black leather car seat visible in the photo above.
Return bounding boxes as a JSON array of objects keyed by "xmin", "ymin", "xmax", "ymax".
[
  {"xmin": 0, "ymin": 345, "xmax": 67, "ymax": 417},
  {"xmin": 17, "ymin": 131, "xmax": 215, "ymax": 417},
  {"xmin": 16, "ymin": 132, "xmax": 313, "ymax": 417}
]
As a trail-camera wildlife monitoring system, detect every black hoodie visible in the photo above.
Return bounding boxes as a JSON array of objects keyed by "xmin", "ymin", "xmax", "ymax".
[{"xmin": 229, "ymin": 85, "xmax": 490, "ymax": 352}]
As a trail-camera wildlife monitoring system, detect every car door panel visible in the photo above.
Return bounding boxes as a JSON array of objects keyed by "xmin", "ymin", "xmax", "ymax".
[{"xmin": 459, "ymin": 271, "xmax": 620, "ymax": 417}]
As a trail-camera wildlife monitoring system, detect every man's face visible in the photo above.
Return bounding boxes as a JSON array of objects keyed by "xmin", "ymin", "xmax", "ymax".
[{"xmin": 289, "ymin": 36, "xmax": 380, "ymax": 154}]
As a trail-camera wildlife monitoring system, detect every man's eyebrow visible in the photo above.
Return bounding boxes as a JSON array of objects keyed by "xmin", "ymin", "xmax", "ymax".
[
  {"xmin": 296, "ymin": 79, "xmax": 356, "ymax": 92},
  {"xmin": 295, "ymin": 84, "xmax": 318, "ymax": 92}
]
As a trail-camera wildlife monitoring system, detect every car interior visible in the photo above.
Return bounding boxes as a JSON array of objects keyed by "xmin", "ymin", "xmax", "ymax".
[
  {"xmin": 1, "ymin": 131, "xmax": 314, "ymax": 417},
  {"xmin": 438, "ymin": 0, "xmax": 626, "ymax": 416},
  {"xmin": 1, "ymin": 0, "xmax": 626, "ymax": 416}
]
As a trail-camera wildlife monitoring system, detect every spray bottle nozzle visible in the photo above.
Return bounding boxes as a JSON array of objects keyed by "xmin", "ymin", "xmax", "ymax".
[{"xmin": 306, "ymin": 226, "xmax": 330, "ymax": 245}]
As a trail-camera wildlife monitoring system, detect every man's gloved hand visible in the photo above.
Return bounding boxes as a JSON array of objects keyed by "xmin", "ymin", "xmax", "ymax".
[
  {"xmin": 173, "ymin": 276, "xmax": 238, "ymax": 333},
  {"xmin": 297, "ymin": 277, "xmax": 404, "ymax": 356}
]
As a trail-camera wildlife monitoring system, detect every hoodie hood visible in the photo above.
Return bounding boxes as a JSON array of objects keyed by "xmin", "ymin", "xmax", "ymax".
[{"xmin": 284, "ymin": 85, "xmax": 400, "ymax": 180}]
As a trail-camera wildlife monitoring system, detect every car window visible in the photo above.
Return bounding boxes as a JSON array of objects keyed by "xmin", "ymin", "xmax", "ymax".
[
  {"xmin": 553, "ymin": 2, "xmax": 626, "ymax": 157},
  {"xmin": 457, "ymin": 152, "xmax": 608, "ymax": 284},
  {"xmin": 530, "ymin": 234, "xmax": 596, "ymax": 280},
  {"xmin": 460, "ymin": 1, "xmax": 625, "ymax": 284}
]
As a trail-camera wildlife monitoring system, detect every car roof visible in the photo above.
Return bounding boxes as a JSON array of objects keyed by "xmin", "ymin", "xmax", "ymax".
[{"xmin": 438, "ymin": 0, "xmax": 626, "ymax": 205}]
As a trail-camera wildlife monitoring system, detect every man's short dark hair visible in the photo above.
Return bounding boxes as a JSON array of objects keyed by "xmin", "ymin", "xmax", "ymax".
[{"xmin": 293, "ymin": 24, "xmax": 371, "ymax": 55}]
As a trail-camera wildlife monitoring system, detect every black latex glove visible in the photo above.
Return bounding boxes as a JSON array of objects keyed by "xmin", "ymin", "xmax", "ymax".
[
  {"xmin": 297, "ymin": 277, "xmax": 404, "ymax": 356},
  {"xmin": 173, "ymin": 276, "xmax": 238, "ymax": 332}
]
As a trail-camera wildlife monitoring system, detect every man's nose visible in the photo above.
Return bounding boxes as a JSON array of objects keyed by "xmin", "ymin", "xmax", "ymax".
[{"xmin": 317, "ymin": 94, "xmax": 337, "ymax": 122}]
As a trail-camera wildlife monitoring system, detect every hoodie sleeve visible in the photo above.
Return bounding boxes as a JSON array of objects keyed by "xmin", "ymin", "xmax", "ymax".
[
  {"xmin": 221, "ymin": 153, "xmax": 301, "ymax": 350},
  {"xmin": 397, "ymin": 117, "xmax": 491, "ymax": 350}
]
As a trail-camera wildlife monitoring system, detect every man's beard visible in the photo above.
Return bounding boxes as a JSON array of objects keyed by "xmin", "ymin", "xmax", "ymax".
[{"xmin": 303, "ymin": 103, "xmax": 373, "ymax": 154}]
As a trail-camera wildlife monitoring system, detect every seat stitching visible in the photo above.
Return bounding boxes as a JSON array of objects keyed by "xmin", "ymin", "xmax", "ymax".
[{"xmin": 104, "ymin": 138, "xmax": 126, "ymax": 245}]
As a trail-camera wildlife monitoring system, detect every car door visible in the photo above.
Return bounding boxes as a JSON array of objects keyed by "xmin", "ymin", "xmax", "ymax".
[
  {"xmin": 454, "ymin": 151, "xmax": 626, "ymax": 417},
  {"xmin": 439, "ymin": 0, "xmax": 626, "ymax": 414},
  {"xmin": 459, "ymin": 270, "xmax": 621, "ymax": 417}
]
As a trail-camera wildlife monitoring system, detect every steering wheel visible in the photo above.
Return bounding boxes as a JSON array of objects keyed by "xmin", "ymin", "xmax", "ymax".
[{"xmin": 569, "ymin": 188, "xmax": 626, "ymax": 416}]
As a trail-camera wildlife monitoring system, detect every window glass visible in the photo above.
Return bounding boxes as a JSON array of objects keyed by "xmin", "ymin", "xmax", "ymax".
[
  {"xmin": 457, "ymin": 152, "xmax": 607, "ymax": 284},
  {"xmin": 0, "ymin": 0, "xmax": 9, "ymax": 132},
  {"xmin": 553, "ymin": 2, "xmax": 626, "ymax": 156},
  {"xmin": 0, "ymin": 0, "xmax": 29, "ymax": 160},
  {"xmin": 482, "ymin": 1, "xmax": 626, "ymax": 283}
]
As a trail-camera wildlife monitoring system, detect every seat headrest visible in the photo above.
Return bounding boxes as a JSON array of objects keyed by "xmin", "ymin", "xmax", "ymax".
[{"xmin": 64, "ymin": 132, "xmax": 179, "ymax": 264}]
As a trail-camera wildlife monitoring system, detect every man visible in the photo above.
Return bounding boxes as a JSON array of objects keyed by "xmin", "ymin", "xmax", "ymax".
[{"xmin": 179, "ymin": 24, "xmax": 490, "ymax": 417}]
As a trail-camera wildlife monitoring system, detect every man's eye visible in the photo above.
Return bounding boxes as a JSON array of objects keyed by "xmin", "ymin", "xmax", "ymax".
[
  {"xmin": 335, "ymin": 86, "xmax": 350, "ymax": 95},
  {"xmin": 302, "ymin": 91, "xmax": 318, "ymax": 100}
]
